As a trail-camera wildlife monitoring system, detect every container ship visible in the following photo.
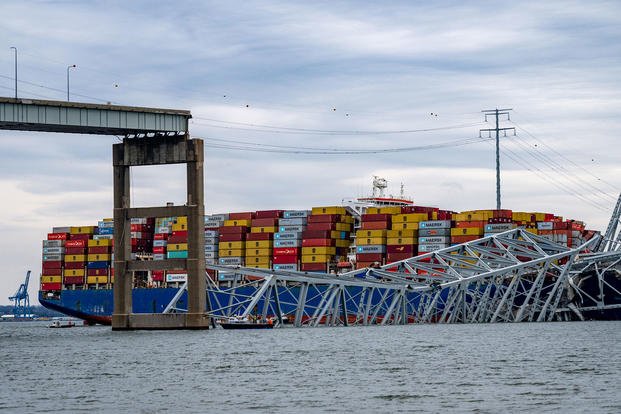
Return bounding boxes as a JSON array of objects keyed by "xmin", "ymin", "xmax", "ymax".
[{"xmin": 38, "ymin": 179, "xmax": 598, "ymax": 325}]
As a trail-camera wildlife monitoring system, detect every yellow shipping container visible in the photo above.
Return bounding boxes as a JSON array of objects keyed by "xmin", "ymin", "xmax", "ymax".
[
  {"xmin": 378, "ymin": 207, "xmax": 402, "ymax": 215},
  {"xmin": 245, "ymin": 256, "xmax": 270, "ymax": 265},
  {"xmin": 246, "ymin": 240, "xmax": 273, "ymax": 249},
  {"xmin": 65, "ymin": 254, "xmax": 86, "ymax": 262},
  {"xmin": 524, "ymin": 228, "xmax": 538, "ymax": 235},
  {"xmin": 392, "ymin": 213, "xmax": 428, "ymax": 223},
  {"xmin": 223, "ymin": 219, "xmax": 250, "ymax": 227},
  {"xmin": 534, "ymin": 213, "xmax": 547, "ymax": 222},
  {"xmin": 171, "ymin": 222, "xmax": 187, "ymax": 232},
  {"xmin": 335, "ymin": 222, "xmax": 352, "ymax": 231},
  {"xmin": 87, "ymin": 253, "xmax": 111, "ymax": 262},
  {"xmin": 175, "ymin": 216, "xmax": 188, "ymax": 225},
  {"xmin": 391, "ymin": 222, "xmax": 419, "ymax": 230},
  {"xmin": 454, "ymin": 212, "xmax": 491, "ymax": 222},
  {"xmin": 218, "ymin": 241, "xmax": 246, "ymax": 250},
  {"xmin": 387, "ymin": 237, "xmax": 416, "ymax": 245},
  {"xmin": 70, "ymin": 226, "xmax": 96, "ymax": 235},
  {"xmin": 431, "ymin": 211, "xmax": 439, "ymax": 220},
  {"xmin": 250, "ymin": 226, "xmax": 278, "ymax": 233},
  {"xmin": 301, "ymin": 254, "xmax": 333, "ymax": 263},
  {"xmin": 342, "ymin": 216, "xmax": 355, "ymax": 224},
  {"xmin": 311, "ymin": 206, "xmax": 347, "ymax": 215},
  {"xmin": 63, "ymin": 268, "xmax": 85, "ymax": 277},
  {"xmin": 335, "ymin": 239, "xmax": 351, "ymax": 248},
  {"xmin": 41, "ymin": 275, "xmax": 62, "ymax": 283},
  {"xmin": 366, "ymin": 207, "xmax": 380, "ymax": 214},
  {"xmin": 168, "ymin": 243, "xmax": 188, "ymax": 251},
  {"xmin": 356, "ymin": 229, "xmax": 387, "ymax": 238},
  {"xmin": 451, "ymin": 227, "xmax": 485, "ymax": 236},
  {"xmin": 513, "ymin": 212, "xmax": 533, "ymax": 222},
  {"xmin": 88, "ymin": 239, "xmax": 112, "ymax": 247},
  {"xmin": 220, "ymin": 249, "xmax": 245, "ymax": 257},
  {"xmin": 302, "ymin": 246, "xmax": 336, "ymax": 255},
  {"xmin": 245, "ymin": 248, "xmax": 271, "ymax": 257},
  {"xmin": 386, "ymin": 229, "xmax": 417, "ymax": 238},
  {"xmin": 87, "ymin": 276, "xmax": 108, "ymax": 284},
  {"xmin": 356, "ymin": 237, "xmax": 386, "ymax": 245}
]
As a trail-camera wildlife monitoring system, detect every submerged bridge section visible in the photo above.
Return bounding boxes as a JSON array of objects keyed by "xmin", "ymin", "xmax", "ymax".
[{"xmin": 0, "ymin": 96, "xmax": 209, "ymax": 330}]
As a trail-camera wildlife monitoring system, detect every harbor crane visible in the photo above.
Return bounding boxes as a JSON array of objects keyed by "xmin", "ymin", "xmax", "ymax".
[{"xmin": 9, "ymin": 270, "xmax": 32, "ymax": 319}]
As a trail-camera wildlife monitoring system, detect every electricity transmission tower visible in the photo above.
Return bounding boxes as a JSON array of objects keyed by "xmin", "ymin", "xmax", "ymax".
[{"xmin": 480, "ymin": 108, "xmax": 515, "ymax": 209}]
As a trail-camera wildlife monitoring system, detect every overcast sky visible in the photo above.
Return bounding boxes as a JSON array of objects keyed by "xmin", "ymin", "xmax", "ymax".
[{"xmin": 1, "ymin": 0, "xmax": 620, "ymax": 305}]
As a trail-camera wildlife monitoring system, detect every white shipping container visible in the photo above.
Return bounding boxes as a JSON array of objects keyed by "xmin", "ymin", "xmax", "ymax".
[
  {"xmin": 98, "ymin": 221, "xmax": 115, "ymax": 228},
  {"xmin": 204, "ymin": 245, "xmax": 218, "ymax": 252},
  {"xmin": 204, "ymin": 230, "xmax": 219, "ymax": 238},
  {"xmin": 273, "ymin": 263, "xmax": 298, "ymax": 271},
  {"xmin": 278, "ymin": 218, "xmax": 307, "ymax": 226},
  {"xmin": 130, "ymin": 218, "xmax": 148, "ymax": 224},
  {"xmin": 156, "ymin": 226, "xmax": 170, "ymax": 234},
  {"xmin": 52, "ymin": 226, "xmax": 71, "ymax": 233},
  {"xmin": 42, "ymin": 240, "xmax": 64, "ymax": 247},
  {"xmin": 153, "ymin": 240, "xmax": 168, "ymax": 247},
  {"xmin": 356, "ymin": 245, "xmax": 386, "ymax": 254},
  {"xmin": 274, "ymin": 231, "xmax": 301, "ymax": 240},
  {"xmin": 219, "ymin": 257, "xmax": 243, "ymax": 265},
  {"xmin": 166, "ymin": 273, "xmax": 187, "ymax": 283},
  {"xmin": 93, "ymin": 234, "xmax": 114, "ymax": 240},
  {"xmin": 279, "ymin": 225, "xmax": 305, "ymax": 233},
  {"xmin": 418, "ymin": 243, "xmax": 450, "ymax": 252},
  {"xmin": 42, "ymin": 254, "xmax": 63, "ymax": 261},
  {"xmin": 205, "ymin": 237, "xmax": 219, "ymax": 245},
  {"xmin": 205, "ymin": 213, "xmax": 229, "ymax": 221},
  {"xmin": 204, "ymin": 252, "xmax": 217, "ymax": 259},
  {"xmin": 274, "ymin": 239, "xmax": 302, "ymax": 247},
  {"xmin": 42, "ymin": 247, "xmax": 65, "ymax": 254},
  {"xmin": 419, "ymin": 236, "xmax": 450, "ymax": 244},
  {"xmin": 284, "ymin": 210, "xmax": 310, "ymax": 218},
  {"xmin": 153, "ymin": 253, "xmax": 166, "ymax": 260}
]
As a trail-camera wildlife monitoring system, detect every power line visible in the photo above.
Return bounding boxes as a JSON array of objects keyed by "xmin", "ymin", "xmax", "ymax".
[{"xmin": 0, "ymin": 74, "xmax": 111, "ymax": 103}]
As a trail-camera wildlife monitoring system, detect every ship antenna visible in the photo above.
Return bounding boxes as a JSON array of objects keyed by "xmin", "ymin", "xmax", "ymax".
[{"xmin": 400, "ymin": 182, "xmax": 405, "ymax": 199}]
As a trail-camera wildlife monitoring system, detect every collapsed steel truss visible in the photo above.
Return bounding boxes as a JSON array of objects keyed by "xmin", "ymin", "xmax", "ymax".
[{"xmin": 163, "ymin": 196, "xmax": 621, "ymax": 326}]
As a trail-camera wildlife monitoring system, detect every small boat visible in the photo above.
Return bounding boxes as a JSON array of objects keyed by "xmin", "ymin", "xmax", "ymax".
[
  {"xmin": 48, "ymin": 320, "xmax": 76, "ymax": 328},
  {"xmin": 219, "ymin": 316, "xmax": 274, "ymax": 330}
]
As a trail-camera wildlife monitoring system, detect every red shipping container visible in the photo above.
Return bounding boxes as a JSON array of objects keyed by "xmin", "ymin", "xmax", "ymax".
[
  {"xmin": 251, "ymin": 218, "xmax": 278, "ymax": 227},
  {"xmin": 69, "ymin": 234, "xmax": 90, "ymax": 241},
  {"xmin": 306, "ymin": 222, "xmax": 336, "ymax": 231},
  {"xmin": 64, "ymin": 247, "xmax": 85, "ymax": 255},
  {"xmin": 167, "ymin": 235, "xmax": 187, "ymax": 244},
  {"xmin": 64, "ymin": 261, "xmax": 85, "ymax": 270},
  {"xmin": 386, "ymin": 252, "xmax": 413, "ymax": 262},
  {"xmin": 88, "ymin": 246, "xmax": 110, "ymax": 254},
  {"xmin": 302, "ymin": 239, "xmax": 335, "ymax": 247},
  {"xmin": 493, "ymin": 209, "xmax": 513, "ymax": 219},
  {"xmin": 254, "ymin": 210, "xmax": 283, "ymax": 219},
  {"xmin": 63, "ymin": 276, "xmax": 84, "ymax": 284},
  {"xmin": 42, "ymin": 261, "xmax": 62, "ymax": 270},
  {"xmin": 40, "ymin": 282, "xmax": 62, "ymax": 291},
  {"xmin": 302, "ymin": 230, "xmax": 331, "ymax": 239},
  {"xmin": 246, "ymin": 232, "xmax": 273, "ymax": 241},
  {"xmin": 438, "ymin": 210, "xmax": 453, "ymax": 220},
  {"xmin": 307, "ymin": 214, "xmax": 341, "ymax": 224},
  {"xmin": 361, "ymin": 213, "xmax": 391, "ymax": 222},
  {"xmin": 300, "ymin": 263, "xmax": 328, "ymax": 272},
  {"xmin": 356, "ymin": 261, "xmax": 375, "ymax": 269},
  {"xmin": 361, "ymin": 221, "xmax": 389, "ymax": 230},
  {"xmin": 273, "ymin": 247, "xmax": 299, "ymax": 256},
  {"xmin": 154, "ymin": 233, "xmax": 168, "ymax": 240},
  {"xmin": 172, "ymin": 230, "xmax": 188, "ymax": 238},
  {"xmin": 218, "ymin": 226, "xmax": 246, "ymax": 234},
  {"xmin": 229, "ymin": 212, "xmax": 254, "ymax": 220},
  {"xmin": 47, "ymin": 232, "xmax": 68, "ymax": 240},
  {"xmin": 272, "ymin": 255, "xmax": 298, "ymax": 264},
  {"xmin": 65, "ymin": 239, "xmax": 87, "ymax": 248},
  {"xmin": 356, "ymin": 253, "xmax": 384, "ymax": 262},
  {"xmin": 153, "ymin": 246, "xmax": 166, "ymax": 254},
  {"xmin": 87, "ymin": 268, "xmax": 108, "ymax": 276},
  {"xmin": 387, "ymin": 245, "xmax": 415, "ymax": 254},
  {"xmin": 451, "ymin": 235, "xmax": 479, "ymax": 244},
  {"xmin": 41, "ymin": 270, "xmax": 62, "ymax": 277},
  {"xmin": 219, "ymin": 233, "xmax": 246, "ymax": 241}
]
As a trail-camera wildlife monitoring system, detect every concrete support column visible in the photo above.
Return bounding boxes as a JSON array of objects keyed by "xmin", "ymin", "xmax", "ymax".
[{"xmin": 112, "ymin": 144, "xmax": 131, "ymax": 329}]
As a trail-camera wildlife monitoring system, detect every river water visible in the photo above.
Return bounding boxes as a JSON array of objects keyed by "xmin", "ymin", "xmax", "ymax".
[{"xmin": 0, "ymin": 321, "xmax": 619, "ymax": 413}]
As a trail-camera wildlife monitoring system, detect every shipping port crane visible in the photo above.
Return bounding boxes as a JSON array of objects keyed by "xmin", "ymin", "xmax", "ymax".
[{"xmin": 9, "ymin": 270, "xmax": 32, "ymax": 319}]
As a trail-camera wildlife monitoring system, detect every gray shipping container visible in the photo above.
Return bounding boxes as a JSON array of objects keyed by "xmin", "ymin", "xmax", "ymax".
[
  {"xmin": 93, "ymin": 234, "xmax": 113, "ymax": 240},
  {"xmin": 219, "ymin": 257, "xmax": 243, "ymax": 265},
  {"xmin": 485, "ymin": 223, "xmax": 515, "ymax": 232},
  {"xmin": 419, "ymin": 236, "xmax": 450, "ymax": 244},
  {"xmin": 204, "ymin": 245, "xmax": 218, "ymax": 252},
  {"xmin": 418, "ymin": 228, "xmax": 452, "ymax": 237},
  {"xmin": 279, "ymin": 225, "xmax": 305, "ymax": 233},
  {"xmin": 419, "ymin": 220, "xmax": 452, "ymax": 229},
  {"xmin": 153, "ymin": 253, "xmax": 166, "ymax": 260},
  {"xmin": 42, "ymin": 254, "xmax": 63, "ymax": 261},
  {"xmin": 205, "ymin": 213, "xmax": 229, "ymax": 221},
  {"xmin": 204, "ymin": 252, "xmax": 217, "ymax": 259},
  {"xmin": 42, "ymin": 240, "xmax": 63, "ymax": 247},
  {"xmin": 536, "ymin": 221, "xmax": 554, "ymax": 230},
  {"xmin": 204, "ymin": 230, "xmax": 219, "ymax": 238},
  {"xmin": 52, "ymin": 226, "xmax": 71, "ymax": 233},
  {"xmin": 274, "ymin": 231, "xmax": 301, "ymax": 240},
  {"xmin": 284, "ymin": 210, "xmax": 310, "ymax": 218},
  {"xmin": 205, "ymin": 237, "xmax": 219, "ymax": 245},
  {"xmin": 205, "ymin": 258, "xmax": 218, "ymax": 265},
  {"xmin": 153, "ymin": 240, "xmax": 168, "ymax": 247},
  {"xmin": 418, "ymin": 243, "xmax": 450, "ymax": 252},
  {"xmin": 278, "ymin": 218, "xmax": 308, "ymax": 226},
  {"xmin": 42, "ymin": 247, "xmax": 65, "ymax": 254},
  {"xmin": 274, "ymin": 239, "xmax": 302, "ymax": 247},
  {"xmin": 273, "ymin": 263, "xmax": 298, "ymax": 271},
  {"xmin": 356, "ymin": 245, "xmax": 386, "ymax": 254}
]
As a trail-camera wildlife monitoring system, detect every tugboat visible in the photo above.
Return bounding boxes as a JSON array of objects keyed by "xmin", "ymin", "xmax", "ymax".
[{"xmin": 48, "ymin": 320, "xmax": 76, "ymax": 328}]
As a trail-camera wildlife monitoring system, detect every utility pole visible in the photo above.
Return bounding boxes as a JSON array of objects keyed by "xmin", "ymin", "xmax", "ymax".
[
  {"xmin": 480, "ymin": 108, "xmax": 515, "ymax": 210},
  {"xmin": 10, "ymin": 47, "xmax": 17, "ymax": 99}
]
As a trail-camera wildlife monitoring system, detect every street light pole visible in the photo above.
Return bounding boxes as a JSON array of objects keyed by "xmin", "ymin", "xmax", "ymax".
[
  {"xmin": 10, "ymin": 47, "xmax": 17, "ymax": 99},
  {"xmin": 67, "ymin": 64, "xmax": 76, "ymax": 101}
]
